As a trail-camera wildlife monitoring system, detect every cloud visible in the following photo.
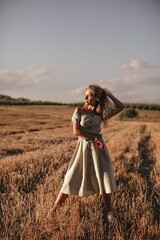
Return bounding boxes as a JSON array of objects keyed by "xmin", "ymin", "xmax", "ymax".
[
  {"xmin": 71, "ymin": 60, "xmax": 160, "ymax": 104},
  {"xmin": 104, "ymin": 72, "xmax": 160, "ymax": 103},
  {"xmin": 106, "ymin": 74, "xmax": 160, "ymax": 90},
  {"xmin": 71, "ymin": 86, "xmax": 85, "ymax": 96},
  {"xmin": 101, "ymin": 77, "xmax": 160, "ymax": 103},
  {"xmin": 0, "ymin": 66, "xmax": 78, "ymax": 90},
  {"xmin": 110, "ymin": 59, "xmax": 160, "ymax": 103},
  {"xmin": 120, "ymin": 59, "xmax": 160, "ymax": 72}
]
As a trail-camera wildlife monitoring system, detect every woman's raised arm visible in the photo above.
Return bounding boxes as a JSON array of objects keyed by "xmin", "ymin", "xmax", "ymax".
[{"xmin": 106, "ymin": 92, "xmax": 125, "ymax": 117}]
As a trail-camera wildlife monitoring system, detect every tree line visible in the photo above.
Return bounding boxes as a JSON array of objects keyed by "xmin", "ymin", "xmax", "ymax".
[{"xmin": 0, "ymin": 94, "xmax": 160, "ymax": 110}]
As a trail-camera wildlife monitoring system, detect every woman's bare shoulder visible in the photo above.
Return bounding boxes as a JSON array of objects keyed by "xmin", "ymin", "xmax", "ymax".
[
  {"xmin": 75, "ymin": 106, "xmax": 85, "ymax": 113},
  {"xmin": 75, "ymin": 106, "xmax": 98, "ymax": 116}
]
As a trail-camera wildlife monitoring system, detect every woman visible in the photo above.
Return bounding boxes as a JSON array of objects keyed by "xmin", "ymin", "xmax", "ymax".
[{"xmin": 48, "ymin": 84, "xmax": 125, "ymax": 223}]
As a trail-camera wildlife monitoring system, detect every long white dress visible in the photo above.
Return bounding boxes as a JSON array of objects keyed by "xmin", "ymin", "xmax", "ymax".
[{"xmin": 60, "ymin": 108, "xmax": 116, "ymax": 197}]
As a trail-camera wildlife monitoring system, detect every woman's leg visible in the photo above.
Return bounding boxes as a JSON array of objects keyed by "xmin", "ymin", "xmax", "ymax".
[
  {"xmin": 102, "ymin": 193, "xmax": 117, "ymax": 223},
  {"xmin": 47, "ymin": 192, "xmax": 69, "ymax": 218},
  {"xmin": 53, "ymin": 192, "xmax": 69, "ymax": 210},
  {"xmin": 102, "ymin": 193, "xmax": 112, "ymax": 212}
]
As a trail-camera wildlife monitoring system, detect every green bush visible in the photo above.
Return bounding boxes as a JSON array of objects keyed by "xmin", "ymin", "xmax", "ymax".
[{"xmin": 119, "ymin": 108, "xmax": 138, "ymax": 120}]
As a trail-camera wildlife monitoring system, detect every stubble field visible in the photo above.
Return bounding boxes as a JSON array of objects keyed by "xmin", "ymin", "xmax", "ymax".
[{"xmin": 0, "ymin": 105, "xmax": 160, "ymax": 240}]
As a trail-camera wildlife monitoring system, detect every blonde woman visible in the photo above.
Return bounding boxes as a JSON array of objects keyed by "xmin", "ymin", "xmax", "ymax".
[{"xmin": 48, "ymin": 84, "xmax": 125, "ymax": 223}]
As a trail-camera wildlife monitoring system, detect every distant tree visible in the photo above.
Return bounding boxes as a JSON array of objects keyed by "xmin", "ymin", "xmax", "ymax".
[
  {"xmin": 0, "ymin": 94, "xmax": 12, "ymax": 100},
  {"xmin": 119, "ymin": 108, "xmax": 138, "ymax": 120},
  {"xmin": 17, "ymin": 97, "xmax": 30, "ymax": 101}
]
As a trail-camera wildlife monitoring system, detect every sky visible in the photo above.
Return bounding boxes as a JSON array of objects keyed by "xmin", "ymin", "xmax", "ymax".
[{"xmin": 0, "ymin": 0, "xmax": 160, "ymax": 103}]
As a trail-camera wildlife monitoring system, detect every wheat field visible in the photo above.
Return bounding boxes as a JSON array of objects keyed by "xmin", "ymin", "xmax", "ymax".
[{"xmin": 0, "ymin": 105, "xmax": 160, "ymax": 240}]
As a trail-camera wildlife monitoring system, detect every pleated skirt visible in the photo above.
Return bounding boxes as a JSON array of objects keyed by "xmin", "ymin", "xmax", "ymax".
[{"xmin": 60, "ymin": 138, "xmax": 116, "ymax": 196}]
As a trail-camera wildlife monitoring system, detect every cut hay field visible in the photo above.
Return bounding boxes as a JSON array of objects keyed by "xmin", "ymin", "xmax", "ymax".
[{"xmin": 0, "ymin": 106, "xmax": 160, "ymax": 240}]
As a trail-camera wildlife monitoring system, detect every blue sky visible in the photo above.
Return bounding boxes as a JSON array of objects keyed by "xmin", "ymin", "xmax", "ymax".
[{"xmin": 0, "ymin": 0, "xmax": 160, "ymax": 103}]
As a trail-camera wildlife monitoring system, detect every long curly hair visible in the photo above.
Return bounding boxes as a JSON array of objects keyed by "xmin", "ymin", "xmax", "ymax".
[{"xmin": 86, "ymin": 84, "xmax": 113, "ymax": 125}]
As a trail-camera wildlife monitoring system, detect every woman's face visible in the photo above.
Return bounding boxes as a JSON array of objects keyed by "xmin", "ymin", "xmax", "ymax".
[{"xmin": 84, "ymin": 89, "xmax": 97, "ymax": 106}]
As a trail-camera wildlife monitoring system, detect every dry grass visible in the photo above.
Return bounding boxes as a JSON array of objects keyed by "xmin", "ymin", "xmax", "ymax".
[{"xmin": 0, "ymin": 106, "xmax": 160, "ymax": 240}]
